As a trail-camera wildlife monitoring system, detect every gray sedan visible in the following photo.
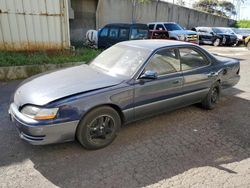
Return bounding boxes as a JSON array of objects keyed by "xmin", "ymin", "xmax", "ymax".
[{"xmin": 9, "ymin": 40, "xmax": 240, "ymax": 149}]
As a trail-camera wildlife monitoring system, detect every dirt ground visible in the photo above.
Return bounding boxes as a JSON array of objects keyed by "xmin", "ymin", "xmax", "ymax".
[{"xmin": 0, "ymin": 46, "xmax": 249, "ymax": 188}]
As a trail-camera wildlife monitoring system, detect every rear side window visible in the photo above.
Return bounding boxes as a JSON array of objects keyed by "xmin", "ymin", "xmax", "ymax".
[
  {"xmin": 148, "ymin": 24, "xmax": 155, "ymax": 30},
  {"xmin": 130, "ymin": 28, "xmax": 148, "ymax": 40},
  {"xmin": 100, "ymin": 27, "xmax": 109, "ymax": 37},
  {"xmin": 119, "ymin": 28, "xmax": 129, "ymax": 38},
  {"xmin": 198, "ymin": 28, "xmax": 208, "ymax": 33},
  {"xmin": 156, "ymin": 24, "xmax": 165, "ymax": 31},
  {"xmin": 179, "ymin": 48, "xmax": 209, "ymax": 71},
  {"xmin": 145, "ymin": 49, "xmax": 180, "ymax": 76},
  {"xmin": 109, "ymin": 28, "xmax": 119, "ymax": 38}
]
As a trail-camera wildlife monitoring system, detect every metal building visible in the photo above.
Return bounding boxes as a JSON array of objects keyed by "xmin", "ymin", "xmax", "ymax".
[{"xmin": 0, "ymin": 0, "xmax": 70, "ymax": 51}]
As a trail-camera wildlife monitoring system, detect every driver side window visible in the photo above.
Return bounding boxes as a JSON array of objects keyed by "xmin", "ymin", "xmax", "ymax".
[{"xmin": 145, "ymin": 49, "xmax": 180, "ymax": 76}]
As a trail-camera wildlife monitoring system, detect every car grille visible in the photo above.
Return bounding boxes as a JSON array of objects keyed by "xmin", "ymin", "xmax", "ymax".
[{"xmin": 186, "ymin": 34, "xmax": 198, "ymax": 42}]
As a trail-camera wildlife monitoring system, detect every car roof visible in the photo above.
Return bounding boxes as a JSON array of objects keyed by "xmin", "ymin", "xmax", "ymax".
[
  {"xmin": 104, "ymin": 23, "xmax": 147, "ymax": 27},
  {"xmin": 118, "ymin": 39, "xmax": 196, "ymax": 51},
  {"xmin": 148, "ymin": 22, "xmax": 176, "ymax": 25}
]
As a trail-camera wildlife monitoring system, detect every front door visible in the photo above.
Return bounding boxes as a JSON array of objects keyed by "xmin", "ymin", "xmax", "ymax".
[{"xmin": 133, "ymin": 48, "xmax": 183, "ymax": 120}]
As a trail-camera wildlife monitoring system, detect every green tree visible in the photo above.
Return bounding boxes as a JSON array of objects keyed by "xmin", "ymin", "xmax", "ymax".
[
  {"xmin": 193, "ymin": 0, "xmax": 236, "ymax": 18},
  {"xmin": 176, "ymin": 0, "xmax": 185, "ymax": 6}
]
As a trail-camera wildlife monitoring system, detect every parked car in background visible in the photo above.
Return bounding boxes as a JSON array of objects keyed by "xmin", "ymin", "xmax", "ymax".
[
  {"xmin": 231, "ymin": 28, "xmax": 250, "ymax": 45},
  {"xmin": 97, "ymin": 23, "xmax": 149, "ymax": 48},
  {"xmin": 192, "ymin": 27, "xmax": 221, "ymax": 46},
  {"xmin": 148, "ymin": 22, "xmax": 198, "ymax": 43},
  {"xmin": 245, "ymin": 35, "xmax": 250, "ymax": 50},
  {"xmin": 9, "ymin": 40, "xmax": 240, "ymax": 150},
  {"xmin": 212, "ymin": 27, "xmax": 238, "ymax": 46},
  {"xmin": 193, "ymin": 27, "xmax": 238, "ymax": 46}
]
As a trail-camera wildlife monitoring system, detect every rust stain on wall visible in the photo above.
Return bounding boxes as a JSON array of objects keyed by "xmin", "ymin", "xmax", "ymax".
[
  {"xmin": 0, "ymin": 42, "xmax": 64, "ymax": 51},
  {"xmin": 0, "ymin": 0, "xmax": 70, "ymax": 51}
]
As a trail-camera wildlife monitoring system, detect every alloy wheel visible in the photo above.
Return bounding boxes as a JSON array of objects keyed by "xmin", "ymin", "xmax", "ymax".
[
  {"xmin": 86, "ymin": 115, "xmax": 115, "ymax": 145},
  {"xmin": 211, "ymin": 87, "xmax": 218, "ymax": 104}
]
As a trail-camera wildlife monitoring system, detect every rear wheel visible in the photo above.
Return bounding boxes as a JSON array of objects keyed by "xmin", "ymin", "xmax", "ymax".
[
  {"xmin": 213, "ymin": 38, "xmax": 220, "ymax": 46},
  {"xmin": 76, "ymin": 106, "xmax": 121, "ymax": 150},
  {"xmin": 202, "ymin": 82, "xmax": 221, "ymax": 110}
]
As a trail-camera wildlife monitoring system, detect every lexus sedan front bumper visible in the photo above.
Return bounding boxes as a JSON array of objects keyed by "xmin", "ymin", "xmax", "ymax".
[{"xmin": 8, "ymin": 103, "xmax": 79, "ymax": 145}]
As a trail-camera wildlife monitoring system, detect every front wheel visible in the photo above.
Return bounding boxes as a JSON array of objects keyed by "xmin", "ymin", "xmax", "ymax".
[
  {"xmin": 213, "ymin": 38, "xmax": 221, "ymax": 46},
  {"xmin": 202, "ymin": 82, "xmax": 221, "ymax": 110},
  {"xmin": 76, "ymin": 106, "xmax": 121, "ymax": 150}
]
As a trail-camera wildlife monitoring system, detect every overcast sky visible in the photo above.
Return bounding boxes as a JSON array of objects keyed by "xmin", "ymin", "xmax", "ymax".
[
  {"xmin": 162, "ymin": 0, "xmax": 250, "ymax": 20},
  {"xmin": 240, "ymin": 0, "xmax": 250, "ymax": 20}
]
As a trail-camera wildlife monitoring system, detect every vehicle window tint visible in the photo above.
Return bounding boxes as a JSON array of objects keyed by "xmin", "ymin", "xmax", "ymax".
[
  {"xmin": 199, "ymin": 28, "xmax": 209, "ymax": 33},
  {"xmin": 148, "ymin": 24, "xmax": 154, "ymax": 30},
  {"xmin": 130, "ymin": 28, "xmax": 148, "ymax": 39},
  {"xmin": 156, "ymin": 24, "xmax": 165, "ymax": 31},
  {"xmin": 119, "ymin": 28, "xmax": 129, "ymax": 38},
  {"xmin": 109, "ymin": 28, "xmax": 119, "ymax": 38},
  {"xmin": 100, "ymin": 27, "xmax": 109, "ymax": 37},
  {"xmin": 164, "ymin": 23, "xmax": 183, "ymax": 31},
  {"xmin": 179, "ymin": 48, "xmax": 209, "ymax": 71},
  {"xmin": 145, "ymin": 49, "xmax": 180, "ymax": 76}
]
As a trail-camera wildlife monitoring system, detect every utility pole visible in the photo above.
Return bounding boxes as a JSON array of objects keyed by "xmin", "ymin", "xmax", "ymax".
[{"xmin": 235, "ymin": 0, "xmax": 242, "ymax": 20}]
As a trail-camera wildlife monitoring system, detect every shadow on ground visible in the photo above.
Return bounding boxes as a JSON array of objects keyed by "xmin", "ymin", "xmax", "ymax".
[{"xmin": 0, "ymin": 82, "xmax": 249, "ymax": 187}]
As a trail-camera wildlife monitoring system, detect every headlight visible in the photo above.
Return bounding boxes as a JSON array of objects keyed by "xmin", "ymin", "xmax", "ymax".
[
  {"xmin": 177, "ymin": 34, "xmax": 186, "ymax": 41},
  {"xmin": 21, "ymin": 105, "xmax": 59, "ymax": 120}
]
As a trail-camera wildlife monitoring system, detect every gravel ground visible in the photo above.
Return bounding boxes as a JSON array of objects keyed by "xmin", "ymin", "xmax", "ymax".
[{"xmin": 0, "ymin": 46, "xmax": 249, "ymax": 188}]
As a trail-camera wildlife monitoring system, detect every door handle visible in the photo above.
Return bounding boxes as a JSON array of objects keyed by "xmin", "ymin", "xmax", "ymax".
[{"xmin": 172, "ymin": 80, "xmax": 180, "ymax": 84}]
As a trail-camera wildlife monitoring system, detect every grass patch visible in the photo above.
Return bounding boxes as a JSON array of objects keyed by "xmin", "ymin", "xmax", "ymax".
[
  {"xmin": 0, "ymin": 48, "xmax": 102, "ymax": 67},
  {"xmin": 234, "ymin": 20, "xmax": 250, "ymax": 28}
]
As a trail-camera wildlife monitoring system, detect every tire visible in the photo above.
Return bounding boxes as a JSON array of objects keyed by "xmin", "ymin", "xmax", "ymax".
[
  {"xmin": 76, "ymin": 106, "xmax": 121, "ymax": 150},
  {"xmin": 213, "ymin": 38, "xmax": 220, "ymax": 46},
  {"xmin": 201, "ymin": 82, "xmax": 221, "ymax": 110}
]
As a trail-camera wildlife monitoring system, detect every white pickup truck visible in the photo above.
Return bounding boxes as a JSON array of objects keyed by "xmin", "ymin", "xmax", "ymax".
[{"xmin": 148, "ymin": 22, "xmax": 198, "ymax": 43}]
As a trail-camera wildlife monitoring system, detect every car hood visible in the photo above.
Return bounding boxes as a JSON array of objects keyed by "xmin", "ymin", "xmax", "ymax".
[
  {"xmin": 169, "ymin": 30, "xmax": 197, "ymax": 35},
  {"xmin": 216, "ymin": 33, "xmax": 237, "ymax": 37},
  {"xmin": 14, "ymin": 65, "xmax": 124, "ymax": 107}
]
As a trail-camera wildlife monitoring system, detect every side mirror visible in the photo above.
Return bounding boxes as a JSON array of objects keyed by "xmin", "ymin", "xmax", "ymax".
[
  {"xmin": 139, "ymin": 70, "xmax": 158, "ymax": 80},
  {"xmin": 210, "ymin": 32, "xmax": 214, "ymax": 35}
]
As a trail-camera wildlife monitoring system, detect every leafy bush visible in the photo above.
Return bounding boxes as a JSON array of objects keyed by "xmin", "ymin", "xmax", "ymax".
[{"xmin": 234, "ymin": 20, "xmax": 250, "ymax": 28}]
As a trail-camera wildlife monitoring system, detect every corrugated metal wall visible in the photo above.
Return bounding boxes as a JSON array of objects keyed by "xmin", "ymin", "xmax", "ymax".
[{"xmin": 0, "ymin": 0, "xmax": 70, "ymax": 51}]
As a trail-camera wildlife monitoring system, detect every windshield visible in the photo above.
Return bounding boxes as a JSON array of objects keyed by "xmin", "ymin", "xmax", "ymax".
[
  {"xmin": 164, "ymin": 23, "xmax": 183, "ymax": 31},
  {"xmin": 89, "ymin": 44, "xmax": 151, "ymax": 77},
  {"xmin": 212, "ymin": 28, "xmax": 234, "ymax": 34}
]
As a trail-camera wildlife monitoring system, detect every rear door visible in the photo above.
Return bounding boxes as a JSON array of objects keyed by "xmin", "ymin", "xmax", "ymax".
[
  {"xmin": 107, "ymin": 27, "xmax": 119, "ymax": 47},
  {"xmin": 119, "ymin": 27, "xmax": 130, "ymax": 42},
  {"xmin": 178, "ymin": 47, "xmax": 215, "ymax": 105},
  {"xmin": 133, "ymin": 48, "xmax": 183, "ymax": 120}
]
